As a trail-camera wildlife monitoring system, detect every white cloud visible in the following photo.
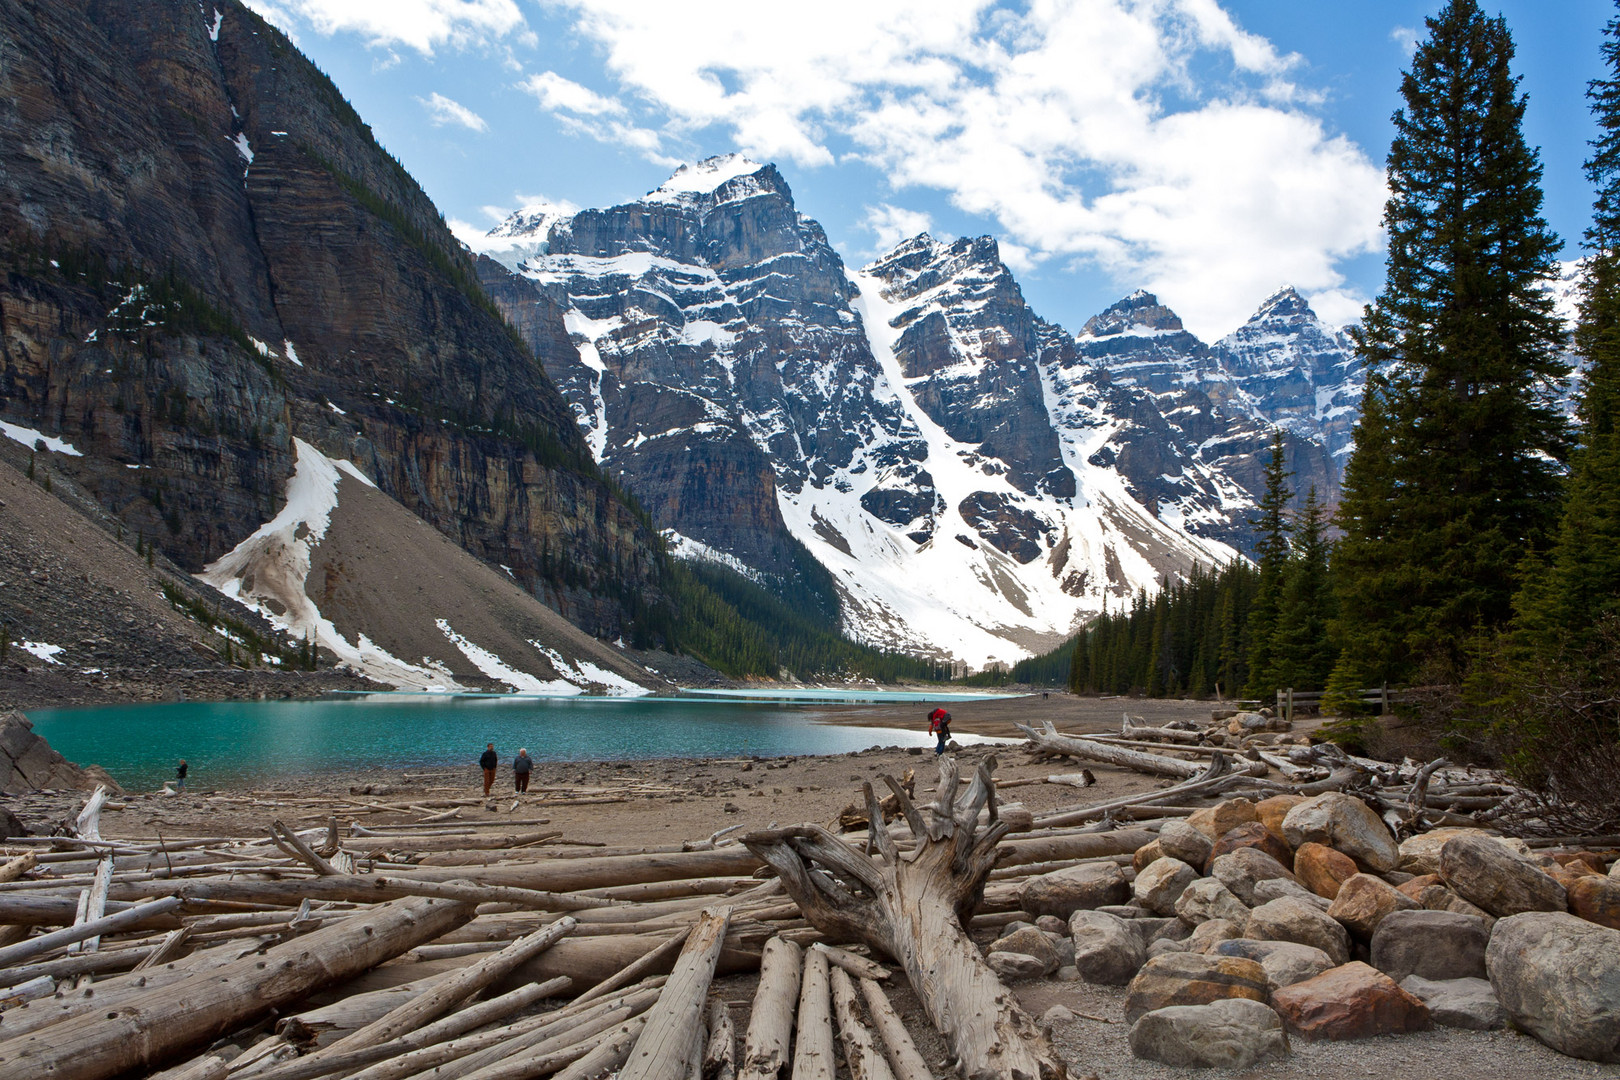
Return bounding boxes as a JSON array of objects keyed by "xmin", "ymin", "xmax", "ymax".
[
  {"xmin": 518, "ymin": 72, "xmax": 625, "ymax": 116},
  {"xmin": 861, "ymin": 203, "xmax": 934, "ymax": 253},
  {"xmin": 420, "ymin": 92, "xmax": 488, "ymax": 131},
  {"xmin": 540, "ymin": 0, "xmax": 1386, "ymax": 338},
  {"xmin": 243, "ymin": 0, "xmax": 526, "ymax": 54},
  {"xmin": 1390, "ymin": 26, "xmax": 1420, "ymax": 56}
]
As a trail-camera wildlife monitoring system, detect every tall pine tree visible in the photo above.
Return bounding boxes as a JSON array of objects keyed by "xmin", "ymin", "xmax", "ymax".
[
  {"xmin": 1270, "ymin": 488, "xmax": 1337, "ymax": 693},
  {"xmin": 1330, "ymin": 0, "xmax": 1570, "ymax": 689},
  {"xmin": 1515, "ymin": 3, "xmax": 1620, "ymax": 642},
  {"xmin": 1244, "ymin": 428, "xmax": 1292, "ymax": 698}
]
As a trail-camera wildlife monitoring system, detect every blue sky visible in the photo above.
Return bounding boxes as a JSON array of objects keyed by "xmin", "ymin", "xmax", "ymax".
[{"xmin": 242, "ymin": 1, "xmax": 1614, "ymax": 341}]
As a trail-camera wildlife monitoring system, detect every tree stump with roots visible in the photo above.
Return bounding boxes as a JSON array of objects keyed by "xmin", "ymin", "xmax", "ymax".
[{"xmin": 743, "ymin": 755, "xmax": 1068, "ymax": 1080}]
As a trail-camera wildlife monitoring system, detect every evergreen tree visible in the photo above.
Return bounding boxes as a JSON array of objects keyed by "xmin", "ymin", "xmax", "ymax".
[
  {"xmin": 1515, "ymin": 4, "xmax": 1620, "ymax": 641},
  {"xmin": 1270, "ymin": 488, "xmax": 1337, "ymax": 692},
  {"xmin": 1330, "ymin": 0, "xmax": 1570, "ymax": 689},
  {"xmin": 1244, "ymin": 429, "xmax": 1292, "ymax": 698}
]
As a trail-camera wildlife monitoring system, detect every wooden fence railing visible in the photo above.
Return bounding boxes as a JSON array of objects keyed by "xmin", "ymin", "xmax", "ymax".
[{"xmin": 1275, "ymin": 686, "xmax": 1396, "ymax": 722}]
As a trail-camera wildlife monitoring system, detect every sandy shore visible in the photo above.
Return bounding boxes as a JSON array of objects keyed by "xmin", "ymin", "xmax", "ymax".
[{"xmin": 806, "ymin": 691, "xmax": 1223, "ymax": 737}]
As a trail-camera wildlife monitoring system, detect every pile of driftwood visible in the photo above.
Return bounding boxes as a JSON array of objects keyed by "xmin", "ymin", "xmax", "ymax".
[{"xmin": 0, "ymin": 713, "xmax": 1597, "ymax": 1080}]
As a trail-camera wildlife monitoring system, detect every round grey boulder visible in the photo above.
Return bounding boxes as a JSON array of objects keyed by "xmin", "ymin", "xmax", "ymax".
[
  {"xmin": 1487, "ymin": 911, "xmax": 1620, "ymax": 1062},
  {"xmin": 1129, "ymin": 998, "xmax": 1291, "ymax": 1069}
]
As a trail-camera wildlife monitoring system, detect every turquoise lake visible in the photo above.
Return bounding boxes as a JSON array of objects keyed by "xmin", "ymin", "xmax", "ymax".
[{"xmin": 24, "ymin": 690, "xmax": 1017, "ymax": 790}]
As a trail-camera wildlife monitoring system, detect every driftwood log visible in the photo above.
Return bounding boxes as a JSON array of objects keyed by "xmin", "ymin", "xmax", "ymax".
[{"xmin": 746, "ymin": 756, "xmax": 1066, "ymax": 1080}]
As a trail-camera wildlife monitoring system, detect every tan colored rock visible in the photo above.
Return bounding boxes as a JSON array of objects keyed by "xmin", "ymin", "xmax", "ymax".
[
  {"xmin": 1187, "ymin": 798, "xmax": 1259, "ymax": 841},
  {"xmin": 1244, "ymin": 898, "xmax": 1350, "ymax": 966},
  {"xmin": 1280, "ymin": 793, "xmax": 1398, "ymax": 873},
  {"xmin": 1567, "ymin": 875, "xmax": 1620, "ymax": 931},
  {"xmin": 1019, "ymin": 862, "xmax": 1132, "ymax": 919},
  {"xmin": 1294, "ymin": 842, "xmax": 1358, "ymax": 900},
  {"xmin": 1439, "ymin": 833, "xmax": 1566, "ymax": 918},
  {"xmin": 1175, "ymin": 879, "xmax": 1250, "ymax": 928},
  {"xmin": 1209, "ymin": 821, "xmax": 1293, "ymax": 868},
  {"xmin": 1255, "ymin": 795, "xmax": 1305, "ymax": 843},
  {"xmin": 1158, "ymin": 820, "xmax": 1214, "ymax": 868},
  {"xmin": 1396, "ymin": 874, "xmax": 1442, "ymax": 902},
  {"xmin": 1211, "ymin": 848, "xmax": 1295, "ymax": 906},
  {"xmin": 1123, "ymin": 953, "xmax": 1268, "ymax": 1024},
  {"xmin": 1133, "ymin": 839, "xmax": 1165, "ymax": 872},
  {"xmin": 1327, "ymin": 874, "xmax": 1420, "ymax": 939},
  {"xmin": 988, "ymin": 926, "xmax": 1060, "ymax": 974},
  {"xmin": 1270, "ymin": 962, "xmax": 1432, "ymax": 1041},
  {"xmin": 1134, "ymin": 857, "xmax": 1200, "ymax": 916},
  {"xmin": 1186, "ymin": 918, "xmax": 1244, "ymax": 954},
  {"xmin": 1397, "ymin": 828, "xmax": 1531, "ymax": 876}
]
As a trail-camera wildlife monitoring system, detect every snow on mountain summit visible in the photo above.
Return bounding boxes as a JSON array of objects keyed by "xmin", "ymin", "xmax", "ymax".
[{"xmin": 647, "ymin": 154, "xmax": 767, "ymax": 200}]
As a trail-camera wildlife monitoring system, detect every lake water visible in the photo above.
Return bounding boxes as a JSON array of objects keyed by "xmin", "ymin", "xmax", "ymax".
[{"xmin": 24, "ymin": 690, "xmax": 1018, "ymax": 790}]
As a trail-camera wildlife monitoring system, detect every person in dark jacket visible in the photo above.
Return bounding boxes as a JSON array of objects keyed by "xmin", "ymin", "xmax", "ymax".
[
  {"xmin": 479, "ymin": 743, "xmax": 498, "ymax": 796},
  {"xmin": 927, "ymin": 708, "xmax": 951, "ymax": 755},
  {"xmin": 513, "ymin": 748, "xmax": 533, "ymax": 793},
  {"xmin": 175, "ymin": 759, "xmax": 188, "ymax": 792}
]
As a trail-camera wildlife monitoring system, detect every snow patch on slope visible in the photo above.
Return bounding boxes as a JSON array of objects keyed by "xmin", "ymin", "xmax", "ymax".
[
  {"xmin": 199, "ymin": 439, "xmax": 461, "ymax": 690},
  {"xmin": 437, "ymin": 619, "xmax": 580, "ymax": 695},
  {"xmin": 0, "ymin": 420, "xmax": 82, "ymax": 457},
  {"xmin": 648, "ymin": 154, "xmax": 764, "ymax": 200}
]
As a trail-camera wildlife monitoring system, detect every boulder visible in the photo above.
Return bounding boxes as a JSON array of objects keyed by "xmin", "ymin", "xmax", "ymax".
[
  {"xmin": 1187, "ymin": 798, "xmax": 1259, "ymax": 841},
  {"xmin": 1186, "ymin": 918, "xmax": 1244, "ymax": 954},
  {"xmin": 1255, "ymin": 794, "xmax": 1305, "ymax": 843},
  {"xmin": 1369, "ymin": 909, "xmax": 1490, "ymax": 982},
  {"xmin": 1252, "ymin": 877, "xmax": 1332, "ymax": 911},
  {"xmin": 1280, "ymin": 793, "xmax": 1398, "ymax": 873},
  {"xmin": 1176, "ymin": 879, "xmax": 1250, "ymax": 927},
  {"xmin": 1134, "ymin": 857, "xmax": 1199, "ymax": 916},
  {"xmin": 1397, "ymin": 828, "xmax": 1530, "ymax": 876},
  {"xmin": 1398, "ymin": 975, "xmax": 1506, "ymax": 1030},
  {"xmin": 1567, "ymin": 875, "xmax": 1620, "ymax": 931},
  {"xmin": 1244, "ymin": 897, "xmax": 1351, "ymax": 966},
  {"xmin": 0, "ymin": 711, "xmax": 114, "ymax": 794},
  {"xmin": 1133, "ymin": 916, "xmax": 1191, "ymax": 946},
  {"xmin": 1487, "ymin": 911, "xmax": 1620, "ymax": 1062},
  {"xmin": 1270, "ymin": 962, "xmax": 1432, "ymax": 1041},
  {"xmin": 1439, "ymin": 833, "xmax": 1566, "ymax": 917},
  {"xmin": 986, "ymin": 951, "xmax": 1049, "ymax": 981},
  {"xmin": 1123, "ymin": 953, "xmax": 1269, "ymax": 1024},
  {"xmin": 1132, "ymin": 839, "xmax": 1165, "ymax": 871},
  {"xmin": 1395, "ymin": 873, "xmax": 1441, "ymax": 901},
  {"xmin": 1157, "ymin": 820, "xmax": 1214, "ymax": 869},
  {"xmin": 1128, "ymin": 998, "xmax": 1290, "ymax": 1069},
  {"xmin": 1215, "ymin": 938, "xmax": 1335, "ymax": 993},
  {"xmin": 988, "ymin": 926, "xmax": 1060, "ymax": 974},
  {"xmin": 1211, "ymin": 848, "xmax": 1296, "ymax": 906},
  {"xmin": 1293, "ymin": 843, "xmax": 1359, "ymax": 900},
  {"xmin": 1068, "ymin": 910, "xmax": 1147, "ymax": 986},
  {"xmin": 1019, "ymin": 862, "xmax": 1132, "ymax": 919},
  {"xmin": 1208, "ymin": 821, "xmax": 1292, "ymax": 868},
  {"xmin": 1033, "ymin": 915, "xmax": 1067, "ymax": 935},
  {"xmin": 1147, "ymin": 938, "xmax": 1189, "ymax": 959},
  {"xmin": 1326, "ymin": 873, "xmax": 1420, "ymax": 939}
]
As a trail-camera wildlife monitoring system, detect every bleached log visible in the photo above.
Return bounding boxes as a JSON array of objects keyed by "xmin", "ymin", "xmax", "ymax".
[
  {"xmin": 307, "ymin": 916, "xmax": 577, "ymax": 1062},
  {"xmin": 0, "ymin": 895, "xmax": 183, "ymax": 970},
  {"xmin": 273, "ymin": 973, "xmax": 451, "ymax": 1049},
  {"xmin": 809, "ymin": 943, "xmax": 889, "ymax": 982},
  {"xmin": 790, "ymin": 945, "xmax": 835, "ymax": 1080},
  {"xmin": 431, "ymin": 992, "xmax": 657, "ymax": 1080},
  {"xmin": 573, "ymin": 928, "xmax": 690, "ymax": 1006},
  {"xmin": 253, "ymin": 978, "xmax": 578, "ymax": 1080},
  {"xmin": 0, "ymin": 856, "xmax": 35, "ymax": 884},
  {"xmin": 0, "ymin": 976, "xmax": 54, "ymax": 1010},
  {"xmin": 67, "ymin": 857, "xmax": 114, "ymax": 955},
  {"xmin": 370, "ymin": 876, "xmax": 622, "ymax": 911},
  {"xmin": 547, "ymin": 1013, "xmax": 649, "ymax": 1080},
  {"xmin": 1019, "ymin": 721, "xmax": 1213, "ymax": 778},
  {"xmin": 620, "ymin": 907, "xmax": 733, "ymax": 1080},
  {"xmin": 737, "ymin": 936, "xmax": 800, "ymax": 1080},
  {"xmin": 747, "ymin": 758, "xmax": 1067, "ymax": 1080},
  {"xmin": 133, "ymin": 927, "xmax": 193, "ymax": 971},
  {"xmin": 856, "ymin": 978, "xmax": 932, "ymax": 1080},
  {"xmin": 74, "ymin": 788, "xmax": 108, "ymax": 842},
  {"xmin": 0, "ymin": 894, "xmax": 474, "ymax": 1080},
  {"xmin": 704, "ymin": 998, "xmax": 735, "ymax": 1080},
  {"xmin": 270, "ymin": 821, "xmax": 338, "ymax": 876},
  {"xmin": 993, "ymin": 829, "xmax": 1155, "ymax": 870},
  {"xmin": 149, "ymin": 1055, "xmax": 231, "ymax": 1080},
  {"xmin": 828, "ymin": 967, "xmax": 895, "ymax": 1080}
]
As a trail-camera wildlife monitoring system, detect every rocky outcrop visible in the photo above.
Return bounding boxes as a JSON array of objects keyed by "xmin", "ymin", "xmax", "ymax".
[
  {"xmin": 0, "ymin": 0, "xmax": 662, "ymax": 650},
  {"xmin": 0, "ymin": 711, "xmax": 110, "ymax": 793}
]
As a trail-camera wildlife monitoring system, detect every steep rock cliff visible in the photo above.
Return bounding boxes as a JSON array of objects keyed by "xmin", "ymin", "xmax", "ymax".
[{"xmin": 0, "ymin": 0, "xmax": 663, "ymax": 647}]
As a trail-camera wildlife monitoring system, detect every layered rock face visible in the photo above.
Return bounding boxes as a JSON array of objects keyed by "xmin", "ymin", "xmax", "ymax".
[{"xmin": 0, "ymin": 0, "xmax": 660, "ymax": 642}]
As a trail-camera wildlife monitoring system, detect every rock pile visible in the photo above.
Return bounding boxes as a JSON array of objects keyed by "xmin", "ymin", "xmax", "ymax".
[
  {"xmin": 0, "ymin": 711, "xmax": 115, "ymax": 795},
  {"xmin": 982, "ymin": 789, "xmax": 1620, "ymax": 1067}
]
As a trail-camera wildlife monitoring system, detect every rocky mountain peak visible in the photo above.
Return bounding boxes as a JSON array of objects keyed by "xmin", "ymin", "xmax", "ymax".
[
  {"xmin": 1081, "ymin": 290, "xmax": 1186, "ymax": 337},
  {"xmin": 645, "ymin": 153, "xmax": 776, "ymax": 204},
  {"xmin": 1251, "ymin": 285, "xmax": 1312, "ymax": 320}
]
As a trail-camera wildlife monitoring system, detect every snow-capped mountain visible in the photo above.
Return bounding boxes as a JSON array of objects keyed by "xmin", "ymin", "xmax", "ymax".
[{"xmin": 474, "ymin": 156, "xmax": 1361, "ymax": 669}]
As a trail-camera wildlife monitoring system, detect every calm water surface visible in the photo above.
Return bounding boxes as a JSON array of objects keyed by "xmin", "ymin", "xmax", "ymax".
[{"xmin": 25, "ymin": 691, "xmax": 1017, "ymax": 790}]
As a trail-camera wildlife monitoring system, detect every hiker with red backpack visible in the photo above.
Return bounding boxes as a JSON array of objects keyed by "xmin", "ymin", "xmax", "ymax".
[{"xmin": 927, "ymin": 707, "xmax": 952, "ymax": 755}]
